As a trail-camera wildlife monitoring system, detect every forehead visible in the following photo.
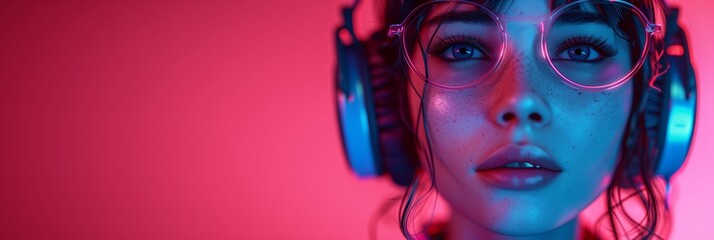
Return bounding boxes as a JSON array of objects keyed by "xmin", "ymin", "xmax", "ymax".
[
  {"xmin": 419, "ymin": 0, "xmax": 558, "ymax": 25},
  {"xmin": 422, "ymin": 0, "xmax": 619, "ymax": 27},
  {"xmin": 498, "ymin": 0, "xmax": 551, "ymax": 18}
]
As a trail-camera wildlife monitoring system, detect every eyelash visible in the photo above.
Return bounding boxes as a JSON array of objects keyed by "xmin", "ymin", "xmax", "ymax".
[
  {"xmin": 426, "ymin": 35, "xmax": 492, "ymax": 60},
  {"xmin": 423, "ymin": 35, "xmax": 616, "ymax": 61},
  {"xmin": 555, "ymin": 36, "xmax": 618, "ymax": 59}
]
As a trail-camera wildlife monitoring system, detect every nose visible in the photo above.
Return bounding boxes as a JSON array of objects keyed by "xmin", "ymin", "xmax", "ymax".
[
  {"xmin": 489, "ymin": 25, "xmax": 552, "ymax": 128},
  {"xmin": 491, "ymin": 93, "xmax": 551, "ymax": 128}
]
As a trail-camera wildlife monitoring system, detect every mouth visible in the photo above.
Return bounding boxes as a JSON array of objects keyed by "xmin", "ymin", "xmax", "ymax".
[
  {"xmin": 502, "ymin": 161, "xmax": 548, "ymax": 169},
  {"xmin": 476, "ymin": 145, "xmax": 562, "ymax": 190}
]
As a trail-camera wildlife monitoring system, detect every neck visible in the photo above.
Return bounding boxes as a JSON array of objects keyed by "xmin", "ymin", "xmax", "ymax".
[{"xmin": 444, "ymin": 213, "xmax": 583, "ymax": 240}]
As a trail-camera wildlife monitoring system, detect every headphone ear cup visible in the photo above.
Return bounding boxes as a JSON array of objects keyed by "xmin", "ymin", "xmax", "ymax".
[
  {"xmin": 335, "ymin": 23, "xmax": 419, "ymax": 186},
  {"xmin": 365, "ymin": 36, "xmax": 418, "ymax": 186},
  {"xmin": 644, "ymin": 8, "xmax": 697, "ymax": 181},
  {"xmin": 335, "ymin": 26, "xmax": 384, "ymax": 179},
  {"xmin": 620, "ymin": 7, "xmax": 696, "ymax": 188}
]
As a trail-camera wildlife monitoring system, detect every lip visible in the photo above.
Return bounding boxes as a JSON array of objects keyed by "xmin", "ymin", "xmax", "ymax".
[{"xmin": 476, "ymin": 145, "xmax": 562, "ymax": 190}]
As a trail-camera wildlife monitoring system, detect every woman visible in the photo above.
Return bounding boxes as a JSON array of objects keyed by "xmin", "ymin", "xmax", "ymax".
[{"xmin": 335, "ymin": 0, "xmax": 697, "ymax": 239}]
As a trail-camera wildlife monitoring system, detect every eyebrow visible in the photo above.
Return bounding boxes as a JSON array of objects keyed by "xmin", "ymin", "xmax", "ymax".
[
  {"xmin": 424, "ymin": 10, "xmax": 497, "ymax": 27},
  {"xmin": 552, "ymin": 12, "xmax": 610, "ymax": 27},
  {"xmin": 422, "ymin": 10, "xmax": 612, "ymax": 28}
]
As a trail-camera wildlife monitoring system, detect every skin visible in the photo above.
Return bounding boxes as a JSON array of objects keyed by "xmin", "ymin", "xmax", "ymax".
[{"xmin": 406, "ymin": 0, "xmax": 633, "ymax": 239}]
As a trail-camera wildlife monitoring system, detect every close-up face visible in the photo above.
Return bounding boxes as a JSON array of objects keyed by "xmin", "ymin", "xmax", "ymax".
[{"xmin": 404, "ymin": 0, "xmax": 640, "ymax": 235}]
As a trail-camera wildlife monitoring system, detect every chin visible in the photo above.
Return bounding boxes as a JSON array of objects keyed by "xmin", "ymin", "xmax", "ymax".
[
  {"xmin": 448, "ymin": 189, "xmax": 584, "ymax": 237},
  {"xmin": 482, "ymin": 207, "xmax": 572, "ymax": 235},
  {"xmin": 490, "ymin": 217, "xmax": 567, "ymax": 236}
]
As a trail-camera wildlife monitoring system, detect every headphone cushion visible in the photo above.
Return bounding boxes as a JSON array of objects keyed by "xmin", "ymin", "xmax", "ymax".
[{"xmin": 365, "ymin": 36, "xmax": 418, "ymax": 186}]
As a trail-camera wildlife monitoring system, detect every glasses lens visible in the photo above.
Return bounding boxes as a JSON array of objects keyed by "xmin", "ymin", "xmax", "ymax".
[
  {"xmin": 546, "ymin": 1, "xmax": 648, "ymax": 88},
  {"xmin": 402, "ymin": 1, "xmax": 503, "ymax": 88}
]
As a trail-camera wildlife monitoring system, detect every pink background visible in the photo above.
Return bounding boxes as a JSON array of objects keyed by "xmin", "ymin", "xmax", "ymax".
[{"xmin": 0, "ymin": 0, "xmax": 711, "ymax": 239}]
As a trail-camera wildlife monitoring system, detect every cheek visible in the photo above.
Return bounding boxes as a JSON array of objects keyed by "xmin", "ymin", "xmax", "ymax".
[
  {"xmin": 556, "ymin": 84, "xmax": 633, "ymax": 193},
  {"xmin": 418, "ymin": 88, "xmax": 496, "ymax": 165}
]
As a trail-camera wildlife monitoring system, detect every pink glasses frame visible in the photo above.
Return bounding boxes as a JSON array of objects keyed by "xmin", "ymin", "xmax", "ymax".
[{"xmin": 388, "ymin": 0, "xmax": 662, "ymax": 91}]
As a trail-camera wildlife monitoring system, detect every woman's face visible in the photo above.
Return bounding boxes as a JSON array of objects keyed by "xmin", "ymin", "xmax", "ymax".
[{"xmin": 407, "ymin": 0, "xmax": 633, "ymax": 235}]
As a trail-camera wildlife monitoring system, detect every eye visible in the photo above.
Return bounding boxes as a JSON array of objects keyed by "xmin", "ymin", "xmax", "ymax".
[
  {"xmin": 552, "ymin": 36, "xmax": 618, "ymax": 63},
  {"xmin": 427, "ymin": 35, "xmax": 492, "ymax": 62},
  {"xmin": 555, "ymin": 45, "xmax": 602, "ymax": 62},
  {"xmin": 441, "ymin": 43, "xmax": 486, "ymax": 61}
]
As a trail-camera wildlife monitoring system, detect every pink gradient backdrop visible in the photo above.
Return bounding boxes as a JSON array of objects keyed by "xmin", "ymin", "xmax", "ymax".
[{"xmin": 0, "ymin": 0, "xmax": 710, "ymax": 239}]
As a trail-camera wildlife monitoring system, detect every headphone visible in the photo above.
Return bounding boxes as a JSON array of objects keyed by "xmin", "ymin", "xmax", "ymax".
[{"xmin": 334, "ymin": 0, "xmax": 697, "ymax": 187}]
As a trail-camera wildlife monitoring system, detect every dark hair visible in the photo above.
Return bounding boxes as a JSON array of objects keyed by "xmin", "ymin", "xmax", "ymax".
[{"xmin": 369, "ymin": 0, "xmax": 672, "ymax": 239}]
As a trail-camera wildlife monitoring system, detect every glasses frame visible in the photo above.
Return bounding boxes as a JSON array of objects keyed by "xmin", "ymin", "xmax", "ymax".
[{"xmin": 388, "ymin": 0, "xmax": 662, "ymax": 91}]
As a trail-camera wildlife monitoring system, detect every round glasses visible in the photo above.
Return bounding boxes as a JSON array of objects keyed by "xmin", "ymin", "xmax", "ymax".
[{"xmin": 388, "ymin": 0, "xmax": 662, "ymax": 91}]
